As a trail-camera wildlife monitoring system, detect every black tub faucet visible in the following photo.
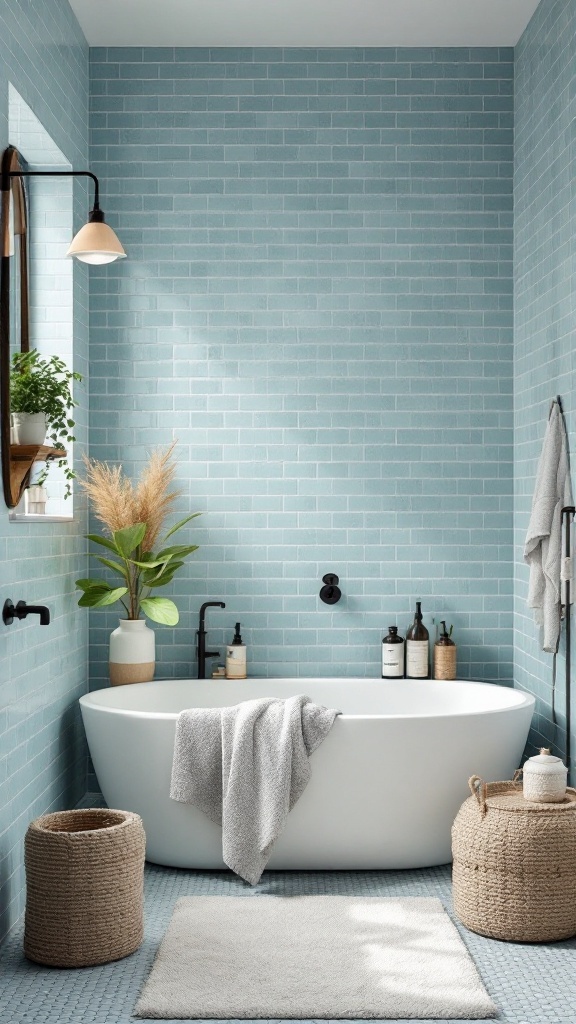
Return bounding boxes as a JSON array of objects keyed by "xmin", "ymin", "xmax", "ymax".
[
  {"xmin": 3, "ymin": 599, "xmax": 50, "ymax": 625},
  {"xmin": 197, "ymin": 601, "xmax": 225, "ymax": 679}
]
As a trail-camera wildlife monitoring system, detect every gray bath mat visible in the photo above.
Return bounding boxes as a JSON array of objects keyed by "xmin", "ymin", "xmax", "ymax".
[{"xmin": 134, "ymin": 895, "xmax": 496, "ymax": 1019}]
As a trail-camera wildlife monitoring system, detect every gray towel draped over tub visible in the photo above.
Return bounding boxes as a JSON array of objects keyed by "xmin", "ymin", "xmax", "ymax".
[
  {"xmin": 524, "ymin": 399, "xmax": 574, "ymax": 653},
  {"xmin": 169, "ymin": 694, "xmax": 340, "ymax": 885}
]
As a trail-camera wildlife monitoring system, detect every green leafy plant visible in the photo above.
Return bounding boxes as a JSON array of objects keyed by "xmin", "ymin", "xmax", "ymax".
[
  {"xmin": 10, "ymin": 349, "xmax": 82, "ymax": 497},
  {"xmin": 75, "ymin": 443, "xmax": 199, "ymax": 625},
  {"xmin": 76, "ymin": 517, "xmax": 200, "ymax": 625}
]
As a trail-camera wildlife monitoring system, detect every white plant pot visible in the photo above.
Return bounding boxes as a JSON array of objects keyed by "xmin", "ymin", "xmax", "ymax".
[
  {"xmin": 109, "ymin": 618, "xmax": 155, "ymax": 686},
  {"xmin": 11, "ymin": 412, "xmax": 47, "ymax": 446}
]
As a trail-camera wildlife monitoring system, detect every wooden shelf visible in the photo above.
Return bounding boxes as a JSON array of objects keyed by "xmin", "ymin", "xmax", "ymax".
[{"xmin": 9, "ymin": 444, "xmax": 66, "ymax": 507}]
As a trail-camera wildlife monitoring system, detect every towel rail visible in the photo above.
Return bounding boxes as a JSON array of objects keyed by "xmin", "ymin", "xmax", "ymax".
[
  {"xmin": 561, "ymin": 505, "xmax": 575, "ymax": 782},
  {"xmin": 555, "ymin": 395, "xmax": 573, "ymax": 782}
]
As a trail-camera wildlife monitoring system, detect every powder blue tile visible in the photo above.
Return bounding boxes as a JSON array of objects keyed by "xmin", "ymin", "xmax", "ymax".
[
  {"xmin": 0, "ymin": 0, "xmax": 89, "ymax": 944},
  {"xmin": 82, "ymin": 46, "xmax": 516, "ymax": 783},
  {"xmin": 514, "ymin": 0, "xmax": 576, "ymax": 768}
]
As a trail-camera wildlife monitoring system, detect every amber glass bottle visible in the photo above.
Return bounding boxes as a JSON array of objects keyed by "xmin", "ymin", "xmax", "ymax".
[
  {"xmin": 381, "ymin": 626, "xmax": 405, "ymax": 678},
  {"xmin": 405, "ymin": 601, "xmax": 429, "ymax": 678}
]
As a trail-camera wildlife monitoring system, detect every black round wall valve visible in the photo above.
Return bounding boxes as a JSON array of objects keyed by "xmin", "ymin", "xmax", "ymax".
[{"xmin": 319, "ymin": 573, "xmax": 341, "ymax": 605}]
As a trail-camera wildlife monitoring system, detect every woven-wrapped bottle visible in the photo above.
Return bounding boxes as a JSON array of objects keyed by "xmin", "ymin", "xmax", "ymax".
[{"xmin": 433, "ymin": 621, "xmax": 456, "ymax": 680}]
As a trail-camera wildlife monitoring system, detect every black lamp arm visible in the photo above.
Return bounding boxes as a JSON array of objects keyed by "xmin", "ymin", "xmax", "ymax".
[{"xmin": 4, "ymin": 169, "xmax": 101, "ymax": 213}]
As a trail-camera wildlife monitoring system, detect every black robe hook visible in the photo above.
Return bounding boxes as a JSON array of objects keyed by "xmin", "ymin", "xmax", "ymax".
[{"xmin": 319, "ymin": 573, "xmax": 341, "ymax": 605}]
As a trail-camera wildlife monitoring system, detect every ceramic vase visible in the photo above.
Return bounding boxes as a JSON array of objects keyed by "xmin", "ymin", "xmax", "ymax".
[{"xmin": 109, "ymin": 619, "xmax": 155, "ymax": 686}]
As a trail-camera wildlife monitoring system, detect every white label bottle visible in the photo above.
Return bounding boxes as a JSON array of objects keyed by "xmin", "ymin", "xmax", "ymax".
[
  {"xmin": 226, "ymin": 621, "xmax": 247, "ymax": 679},
  {"xmin": 382, "ymin": 626, "xmax": 405, "ymax": 678},
  {"xmin": 405, "ymin": 601, "xmax": 429, "ymax": 678}
]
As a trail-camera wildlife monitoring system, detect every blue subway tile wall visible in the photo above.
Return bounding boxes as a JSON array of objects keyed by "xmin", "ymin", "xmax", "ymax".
[
  {"xmin": 89, "ymin": 47, "xmax": 514, "ymax": 687},
  {"xmin": 0, "ymin": 0, "xmax": 89, "ymax": 943},
  {"xmin": 514, "ymin": 1, "xmax": 576, "ymax": 764}
]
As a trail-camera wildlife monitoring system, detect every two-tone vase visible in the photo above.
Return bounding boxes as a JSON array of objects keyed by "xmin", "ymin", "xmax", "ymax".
[{"xmin": 109, "ymin": 619, "xmax": 155, "ymax": 686}]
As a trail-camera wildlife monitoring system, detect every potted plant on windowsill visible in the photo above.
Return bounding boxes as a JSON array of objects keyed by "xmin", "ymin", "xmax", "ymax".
[
  {"xmin": 76, "ymin": 442, "xmax": 200, "ymax": 685},
  {"xmin": 10, "ymin": 349, "xmax": 82, "ymax": 498}
]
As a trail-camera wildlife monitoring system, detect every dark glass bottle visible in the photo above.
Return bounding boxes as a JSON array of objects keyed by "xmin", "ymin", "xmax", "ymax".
[
  {"xmin": 405, "ymin": 601, "xmax": 429, "ymax": 678},
  {"xmin": 381, "ymin": 625, "xmax": 405, "ymax": 678}
]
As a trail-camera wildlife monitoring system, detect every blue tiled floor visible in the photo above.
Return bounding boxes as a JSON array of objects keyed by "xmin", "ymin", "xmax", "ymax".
[{"xmin": 1, "ymin": 861, "xmax": 575, "ymax": 1024}]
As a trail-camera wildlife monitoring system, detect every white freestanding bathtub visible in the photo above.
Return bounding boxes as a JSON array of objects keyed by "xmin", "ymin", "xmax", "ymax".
[{"xmin": 79, "ymin": 678, "xmax": 534, "ymax": 871}]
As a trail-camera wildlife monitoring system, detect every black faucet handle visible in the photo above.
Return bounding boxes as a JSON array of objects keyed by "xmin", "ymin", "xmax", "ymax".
[{"xmin": 3, "ymin": 599, "xmax": 50, "ymax": 626}]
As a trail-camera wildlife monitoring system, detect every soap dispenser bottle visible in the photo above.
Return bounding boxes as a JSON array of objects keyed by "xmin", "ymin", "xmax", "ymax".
[
  {"xmin": 433, "ymin": 621, "xmax": 456, "ymax": 680},
  {"xmin": 226, "ymin": 622, "xmax": 247, "ymax": 679}
]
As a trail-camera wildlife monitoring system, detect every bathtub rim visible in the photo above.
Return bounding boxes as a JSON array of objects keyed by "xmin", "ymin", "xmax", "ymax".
[{"xmin": 79, "ymin": 677, "xmax": 536, "ymax": 722}]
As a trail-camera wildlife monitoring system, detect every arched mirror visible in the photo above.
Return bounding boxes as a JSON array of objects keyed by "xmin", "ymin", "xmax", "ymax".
[
  {"xmin": 1, "ymin": 145, "xmax": 71, "ymax": 510},
  {"xmin": 1, "ymin": 144, "xmax": 77, "ymax": 512}
]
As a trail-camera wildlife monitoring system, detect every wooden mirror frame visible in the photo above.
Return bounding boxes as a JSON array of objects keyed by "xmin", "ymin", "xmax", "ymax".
[
  {"xmin": 1, "ymin": 146, "xmax": 64, "ymax": 509},
  {"xmin": 1, "ymin": 146, "xmax": 29, "ymax": 508}
]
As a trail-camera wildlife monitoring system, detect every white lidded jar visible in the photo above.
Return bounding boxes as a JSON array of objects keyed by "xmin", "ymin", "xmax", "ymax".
[
  {"xmin": 109, "ymin": 618, "xmax": 155, "ymax": 686},
  {"xmin": 522, "ymin": 747, "xmax": 568, "ymax": 803}
]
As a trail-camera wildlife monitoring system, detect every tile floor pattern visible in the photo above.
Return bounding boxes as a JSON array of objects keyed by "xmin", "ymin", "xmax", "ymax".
[{"xmin": 0, "ymin": 862, "xmax": 574, "ymax": 1024}]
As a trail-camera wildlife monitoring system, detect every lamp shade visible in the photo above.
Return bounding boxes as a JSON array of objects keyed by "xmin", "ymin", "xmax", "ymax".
[{"xmin": 66, "ymin": 219, "xmax": 126, "ymax": 264}]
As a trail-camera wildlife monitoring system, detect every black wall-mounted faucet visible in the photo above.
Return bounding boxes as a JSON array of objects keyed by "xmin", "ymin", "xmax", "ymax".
[
  {"xmin": 3, "ymin": 599, "xmax": 50, "ymax": 626},
  {"xmin": 197, "ymin": 601, "xmax": 226, "ymax": 679}
]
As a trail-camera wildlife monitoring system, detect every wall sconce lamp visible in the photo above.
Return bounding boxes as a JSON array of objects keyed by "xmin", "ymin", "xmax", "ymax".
[{"xmin": 3, "ymin": 161, "xmax": 126, "ymax": 264}]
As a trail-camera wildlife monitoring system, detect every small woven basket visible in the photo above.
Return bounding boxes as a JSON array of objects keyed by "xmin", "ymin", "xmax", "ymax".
[
  {"xmin": 452, "ymin": 776, "xmax": 576, "ymax": 943},
  {"xmin": 24, "ymin": 808, "xmax": 145, "ymax": 967}
]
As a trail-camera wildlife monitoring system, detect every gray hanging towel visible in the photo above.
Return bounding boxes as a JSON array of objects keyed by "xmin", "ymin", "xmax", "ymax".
[
  {"xmin": 169, "ymin": 694, "xmax": 339, "ymax": 885},
  {"xmin": 524, "ymin": 401, "xmax": 573, "ymax": 652}
]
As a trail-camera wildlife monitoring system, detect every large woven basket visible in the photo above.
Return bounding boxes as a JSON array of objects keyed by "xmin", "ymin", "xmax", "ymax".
[
  {"xmin": 24, "ymin": 808, "xmax": 145, "ymax": 967},
  {"xmin": 452, "ymin": 776, "xmax": 576, "ymax": 943}
]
